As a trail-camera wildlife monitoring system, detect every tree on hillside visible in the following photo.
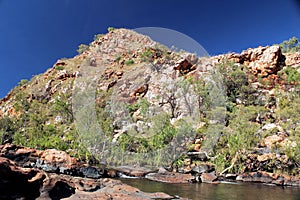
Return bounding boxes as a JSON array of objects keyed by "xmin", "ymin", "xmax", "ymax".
[{"xmin": 277, "ymin": 37, "xmax": 300, "ymax": 53}]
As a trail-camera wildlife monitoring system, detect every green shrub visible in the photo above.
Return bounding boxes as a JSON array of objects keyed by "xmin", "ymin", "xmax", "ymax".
[
  {"xmin": 217, "ymin": 60, "xmax": 255, "ymax": 105},
  {"xmin": 94, "ymin": 34, "xmax": 104, "ymax": 41},
  {"xmin": 77, "ymin": 44, "xmax": 89, "ymax": 54},
  {"xmin": 140, "ymin": 48, "xmax": 154, "ymax": 62},
  {"xmin": 53, "ymin": 93, "xmax": 73, "ymax": 123},
  {"xmin": 212, "ymin": 105, "xmax": 262, "ymax": 173},
  {"xmin": 14, "ymin": 92, "xmax": 30, "ymax": 112},
  {"xmin": 277, "ymin": 92, "xmax": 300, "ymax": 123},
  {"xmin": 18, "ymin": 79, "xmax": 28, "ymax": 86},
  {"xmin": 95, "ymin": 89, "xmax": 114, "ymax": 137},
  {"xmin": 115, "ymin": 55, "xmax": 121, "ymax": 63},
  {"xmin": 125, "ymin": 59, "xmax": 134, "ymax": 65},
  {"xmin": 116, "ymin": 112, "xmax": 176, "ymax": 153},
  {"xmin": 277, "ymin": 36, "xmax": 300, "ymax": 53},
  {"xmin": 55, "ymin": 65, "xmax": 65, "ymax": 70},
  {"xmin": 278, "ymin": 67, "xmax": 300, "ymax": 84},
  {"xmin": 0, "ymin": 117, "xmax": 17, "ymax": 144},
  {"xmin": 172, "ymin": 155, "xmax": 188, "ymax": 168},
  {"xmin": 148, "ymin": 120, "xmax": 177, "ymax": 150},
  {"xmin": 107, "ymin": 27, "xmax": 116, "ymax": 32}
]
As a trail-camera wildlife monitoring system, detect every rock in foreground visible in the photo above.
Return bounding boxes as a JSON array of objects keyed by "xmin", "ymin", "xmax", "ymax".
[
  {"xmin": 65, "ymin": 179, "xmax": 175, "ymax": 200},
  {"xmin": 0, "ymin": 144, "xmax": 180, "ymax": 199}
]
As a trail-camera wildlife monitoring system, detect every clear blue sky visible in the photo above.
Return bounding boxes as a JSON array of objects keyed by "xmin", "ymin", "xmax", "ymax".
[{"xmin": 0, "ymin": 0, "xmax": 300, "ymax": 98}]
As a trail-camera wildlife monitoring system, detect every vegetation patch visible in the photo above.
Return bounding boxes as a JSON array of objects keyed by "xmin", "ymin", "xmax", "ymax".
[{"xmin": 125, "ymin": 59, "xmax": 134, "ymax": 66}]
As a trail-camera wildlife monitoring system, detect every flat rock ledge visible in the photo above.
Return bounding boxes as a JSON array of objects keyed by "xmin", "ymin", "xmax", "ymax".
[
  {"xmin": 235, "ymin": 171, "xmax": 300, "ymax": 186},
  {"xmin": 146, "ymin": 171, "xmax": 194, "ymax": 183}
]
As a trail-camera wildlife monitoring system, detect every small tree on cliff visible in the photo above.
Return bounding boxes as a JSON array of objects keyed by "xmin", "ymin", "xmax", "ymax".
[{"xmin": 278, "ymin": 36, "xmax": 300, "ymax": 53}]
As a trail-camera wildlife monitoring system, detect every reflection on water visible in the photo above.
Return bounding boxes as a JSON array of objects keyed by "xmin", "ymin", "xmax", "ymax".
[{"xmin": 121, "ymin": 178, "xmax": 300, "ymax": 200}]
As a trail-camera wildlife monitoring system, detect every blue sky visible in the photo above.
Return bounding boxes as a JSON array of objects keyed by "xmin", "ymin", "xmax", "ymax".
[{"xmin": 0, "ymin": 0, "xmax": 300, "ymax": 98}]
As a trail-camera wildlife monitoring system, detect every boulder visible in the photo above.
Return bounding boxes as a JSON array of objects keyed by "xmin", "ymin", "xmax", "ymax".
[
  {"xmin": 261, "ymin": 134, "xmax": 286, "ymax": 149},
  {"xmin": 241, "ymin": 45, "xmax": 285, "ymax": 77},
  {"xmin": 65, "ymin": 179, "xmax": 176, "ymax": 200},
  {"xmin": 185, "ymin": 53, "xmax": 198, "ymax": 65},
  {"xmin": 285, "ymin": 52, "xmax": 300, "ymax": 67},
  {"xmin": 130, "ymin": 84, "xmax": 148, "ymax": 97},
  {"xmin": 215, "ymin": 45, "xmax": 286, "ymax": 78},
  {"xmin": 174, "ymin": 59, "xmax": 196, "ymax": 75},
  {"xmin": 200, "ymin": 172, "xmax": 218, "ymax": 183},
  {"xmin": 257, "ymin": 153, "xmax": 276, "ymax": 162},
  {"xmin": 39, "ymin": 149, "xmax": 78, "ymax": 168}
]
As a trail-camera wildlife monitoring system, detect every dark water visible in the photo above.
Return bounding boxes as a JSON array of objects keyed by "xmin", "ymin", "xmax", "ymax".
[{"xmin": 121, "ymin": 178, "xmax": 300, "ymax": 200}]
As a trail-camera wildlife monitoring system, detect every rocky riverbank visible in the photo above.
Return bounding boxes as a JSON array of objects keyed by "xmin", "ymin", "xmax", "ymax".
[
  {"xmin": 0, "ymin": 143, "xmax": 184, "ymax": 199},
  {"xmin": 1, "ymin": 143, "xmax": 300, "ymax": 199}
]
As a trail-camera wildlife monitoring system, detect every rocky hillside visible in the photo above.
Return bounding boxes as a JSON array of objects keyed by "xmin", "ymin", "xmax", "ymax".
[{"xmin": 1, "ymin": 28, "xmax": 300, "ymax": 180}]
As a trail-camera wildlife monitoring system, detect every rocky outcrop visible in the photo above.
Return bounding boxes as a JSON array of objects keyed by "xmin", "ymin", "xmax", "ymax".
[
  {"xmin": 241, "ymin": 46, "xmax": 285, "ymax": 77},
  {"xmin": 0, "ymin": 156, "xmax": 177, "ymax": 200},
  {"xmin": 0, "ymin": 144, "xmax": 181, "ymax": 199},
  {"xmin": 130, "ymin": 83, "xmax": 149, "ymax": 97},
  {"xmin": 200, "ymin": 172, "xmax": 218, "ymax": 183},
  {"xmin": 0, "ymin": 143, "xmax": 105, "ymax": 178},
  {"xmin": 285, "ymin": 52, "xmax": 300, "ymax": 67},
  {"xmin": 215, "ymin": 45, "xmax": 286, "ymax": 78},
  {"xmin": 0, "ymin": 157, "xmax": 44, "ymax": 199},
  {"xmin": 174, "ymin": 59, "xmax": 196, "ymax": 75},
  {"xmin": 38, "ymin": 173, "xmax": 102, "ymax": 199},
  {"xmin": 55, "ymin": 69, "xmax": 79, "ymax": 80}
]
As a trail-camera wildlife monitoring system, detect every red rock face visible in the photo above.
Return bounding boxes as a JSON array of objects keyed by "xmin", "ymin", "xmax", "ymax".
[
  {"xmin": 39, "ymin": 149, "xmax": 78, "ymax": 168},
  {"xmin": 174, "ymin": 59, "xmax": 196, "ymax": 75},
  {"xmin": 212, "ymin": 45, "xmax": 289, "ymax": 89},
  {"xmin": 241, "ymin": 46, "xmax": 285, "ymax": 77},
  {"xmin": 215, "ymin": 45, "xmax": 286, "ymax": 78}
]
